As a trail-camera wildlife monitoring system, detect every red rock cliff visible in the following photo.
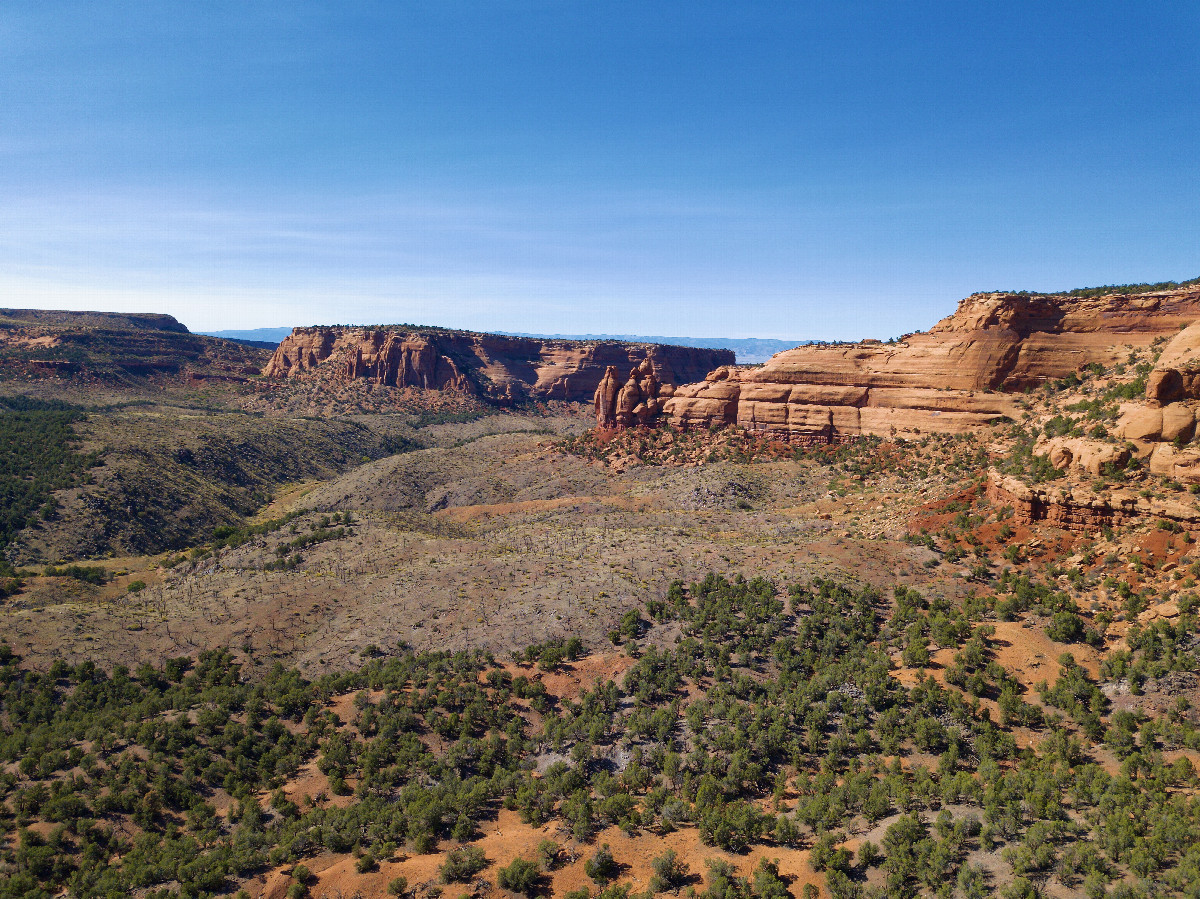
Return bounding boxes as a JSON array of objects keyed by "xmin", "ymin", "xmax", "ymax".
[
  {"xmin": 263, "ymin": 327, "xmax": 732, "ymax": 406},
  {"xmin": 664, "ymin": 286, "xmax": 1200, "ymax": 443}
]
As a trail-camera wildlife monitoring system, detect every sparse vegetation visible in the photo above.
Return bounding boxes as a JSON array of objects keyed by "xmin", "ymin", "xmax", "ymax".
[
  {"xmin": 5, "ymin": 568, "xmax": 1200, "ymax": 895},
  {"xmin": 9, "ymin": 294, "xmax": 1200, "ymax": 897}
]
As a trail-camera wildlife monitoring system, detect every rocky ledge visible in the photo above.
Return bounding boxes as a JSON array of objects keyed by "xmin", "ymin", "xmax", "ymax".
[{"xmin": 986, "ymin": 470, "xmax": 1200, "ymax": 528}]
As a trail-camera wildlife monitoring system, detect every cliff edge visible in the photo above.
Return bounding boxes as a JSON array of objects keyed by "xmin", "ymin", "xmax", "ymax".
[{"xmin": 658, "ymin": 285, "xmax": 1200, "ymax": 443}]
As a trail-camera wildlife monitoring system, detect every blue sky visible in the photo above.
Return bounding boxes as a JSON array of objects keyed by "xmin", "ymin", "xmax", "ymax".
[{"xmin": 1, "ymin": 2, "xmax": 1197, "ymax": 341}]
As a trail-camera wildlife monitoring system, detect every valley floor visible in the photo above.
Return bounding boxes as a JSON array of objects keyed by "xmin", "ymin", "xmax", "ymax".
[{"xmin": 5, "ymin": 367, "xmax": 1200, "ymax": 899}]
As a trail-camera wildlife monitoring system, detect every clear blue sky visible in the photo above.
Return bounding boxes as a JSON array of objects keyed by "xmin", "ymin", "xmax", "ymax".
[{"xmin": 1, "ymin": 2, "xmax": 1197, "ymax": 341}]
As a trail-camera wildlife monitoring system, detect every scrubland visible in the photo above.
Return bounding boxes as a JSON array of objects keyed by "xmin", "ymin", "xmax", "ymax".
[{"xmin": 4, "ymin": 344, "xmax": 1200, "ymax": 899}]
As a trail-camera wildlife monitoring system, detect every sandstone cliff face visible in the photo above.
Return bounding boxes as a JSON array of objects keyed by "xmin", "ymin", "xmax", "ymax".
[
  {"xmin": 930, "ymin": 288, "xmax": 1200, "ymax": 388},
  {"xmin": 263, "ymin": 327, "xmax": 732, "ymax": 406},
  {"xmin": 663, "ymin": 286, "xmax": 1200, "ymax": 443}
]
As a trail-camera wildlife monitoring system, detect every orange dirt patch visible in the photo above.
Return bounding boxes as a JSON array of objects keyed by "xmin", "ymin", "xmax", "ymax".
[
  {"xmin": 276, "ymin": 759, "xmax": 353, "ymax": 810},
  {"xmin": 273, "ymin": 808, "xmax": 823, "ymax": 899},
  {"xmin": 906, "ymin": 486, "xmax": 981, "ymax": 534},
  {"xmin": 972, "ymin": 520, "xmax": 1035, "ymax": 549},
  {"xmin": 504, "ymin": 653, "xmax": 638, "ymax": 704},
  {"xmin": 988, "ymin": 618, "xmax": 1103, "ymax": 685},
  {"xmin": 326, "ymin": 688, "xmax": 385, "ymax": 726},
  {"xmin": 1134, "ymin": 528, "xmax": 1194, "ymax": 568}
]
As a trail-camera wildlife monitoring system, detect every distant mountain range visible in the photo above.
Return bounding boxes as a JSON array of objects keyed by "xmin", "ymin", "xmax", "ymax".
[
  {"xmin": 200, "ymin": 327, "xmax": 802, "ymax": 364},
  {"xmin": 199, "ymin": 327, "xmax": 293, "ymax": 349}
]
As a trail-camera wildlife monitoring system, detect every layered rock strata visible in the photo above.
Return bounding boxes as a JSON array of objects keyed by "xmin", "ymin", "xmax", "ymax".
[
  {"xmin": 264, "ymin": 327, "xmax": 732, "ymax": 406},
  {"xmin": 0, "ymin": 309, "xmax": 267, "ymax": 383},
  {"xmin": 663, "ymin": 286, "xmax": 1200, "ymax": 443},
  {"xmin": 986, "ymin": 471, "xmax": 1200, "ymax": 528}
]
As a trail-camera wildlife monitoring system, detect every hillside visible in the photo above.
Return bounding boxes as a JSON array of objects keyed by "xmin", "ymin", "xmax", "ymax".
[
  {"xmin": 0, "ymin": 308, "xmax": 268, "ymax": 389},
  {"xmin": 5, "ymin": 558, "xmax": 1200, "ymax": 898},
  {"xmin": 0, "ymin": 312, "xmax": 589, "ymax": 560}
]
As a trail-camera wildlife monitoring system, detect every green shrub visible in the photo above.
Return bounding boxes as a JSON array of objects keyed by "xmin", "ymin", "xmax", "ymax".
[
  {"xmin": 585, "ymin": 844, "xmax": 619, "ymax": 885},
  {"xmin": 43, "ymin": 564, "xmax": 108, "ymax": 585},
  {"xmin": 440, "ymin": 846, "xmax": 488, "ymax": 883},
  {"xmin": 536, "ymin": 838, "xmax": 560, "ymax": 871},
  {"xmin": 649, "ymin": 848, "xmax": 690, "ymax": 892},
  {"xmin": 497, "ymin": 857, "xmax": 540, "ymax": 895},
  {"xmin": 1046, "ymin": 611, "xmax": 1086, "ymax": 643}
]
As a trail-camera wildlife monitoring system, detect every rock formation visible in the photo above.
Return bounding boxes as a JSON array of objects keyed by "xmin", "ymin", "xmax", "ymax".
[
  {"xmin": 594, "ymin": 366, "xmax": 621, "ymax": 428},
  {"xmin": 664, "ymin": 285, "xmax": 1200, "ymax": 443},
  {"xmin": 1108, "ymin": 318, "xmax": 1200, "ymax": 482},
  {"xmin": 263, "ymin": 326, "xmax": 732, "ymax": 407},
  {"xmin": 340, "ymin": 332, "xmax": 474, "ymax": 392},
  {"xmin": 1035, "ymin": 437, "xmax": 1130, "ymax": 477},
  {"xmin": 986, "ymin": 470, "xmax": 1200, "ymax": 528},
  {"xmin": 593, "ymin": 359, "xmax": 675, "ymax": 429}
]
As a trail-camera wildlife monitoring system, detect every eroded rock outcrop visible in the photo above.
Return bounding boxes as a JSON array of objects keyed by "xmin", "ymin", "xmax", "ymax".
[
  {"xmin": 986, "ymin": 470, "xmax": 1200, "ymax": 528},
  {"xmin": 593, "ymin": 359, "xmax": 675, "ymax": 429},
  {"xmin": 1036, "ymin": 437, "xmax": 1131, "ymax": 477},
  {"xmin": 264, "ymin": 327, "xmax": 732, "ymax": 407},
  {"xmin": 664, "ymin": 285, "xmax": 1200, "ymax": 444},
  {"xmin": 1104, "ymin": 319, "xmax": 1200, "ymax": 482}
]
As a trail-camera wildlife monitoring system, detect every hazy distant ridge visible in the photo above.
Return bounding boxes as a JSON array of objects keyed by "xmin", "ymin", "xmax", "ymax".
[
  {"xmin": 200, "ymin": 327, "xmax": 294, "ymax": 345},
  {"xmin": 497, "ymin": 332, "xmax": 803, "ymax": 363}
]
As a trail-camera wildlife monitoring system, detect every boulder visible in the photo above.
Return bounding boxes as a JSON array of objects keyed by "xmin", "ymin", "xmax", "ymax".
[
  {"xmin": 1160, "ymin": 403, "xmax": 1196, "ymax": 444},
  {"xmin": 1147, "ymin": 368, "xmax": 1184, "ymax": 405},
  {"xmin": 1118, "ymin": 407, "xmax": 1163, "ymax": 443},
  {"xmin": 1149, "ymin": 445, "xmax": 1200, "ymax": 483}
]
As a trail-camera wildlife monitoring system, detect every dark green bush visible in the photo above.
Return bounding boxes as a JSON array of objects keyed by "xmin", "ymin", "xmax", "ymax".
[
  {"xmin": 497, "ymin": 857, "xmax": 540, "ymax": 895},
  {"xmin": 440, "ymin": 846, "xmax": 487, "ymax": 883}
]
